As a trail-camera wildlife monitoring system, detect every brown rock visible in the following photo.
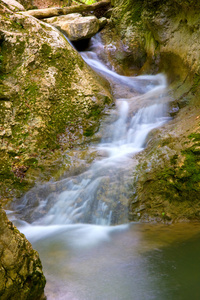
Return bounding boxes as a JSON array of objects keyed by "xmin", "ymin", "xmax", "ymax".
[{"xmin": 0, "ymin": 206, "xmax": 46, "ymax": 299}]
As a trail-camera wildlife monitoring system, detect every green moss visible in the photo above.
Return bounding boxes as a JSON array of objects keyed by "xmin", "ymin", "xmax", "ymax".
[
  {"xmin": 154, "ymin": 133, "xmax": 200, "ymax": 202},
  {"xmin": 0, "ymin": 161, "xmax": 14, "ymax": 181},
  {"xmin": 87, "ymin": 105, "xmax": 102, "ymax": 118},
  {"xmin": 130, "ymin": 128, "xmax": 200, "ymax": 219},
  {"xmin": 191, "ymin": 73, "xmax": 200, "ymax": 94},
  {"xmin": 0, "ymin": 9, "xmax": 112, "ymax": 203},
  {"xmin": 188, "ymin": 132, "xmax": 200, "ymax": 141},
  {"xmin": 11, "ymin": 20, "xmax": 24, "ymax": 30},
  {"xmin": 40, "ymin": 23, "xmax": 47, "ymax": 29},
  {"xmin": 170, "ymin": 154, "xmax": 178, "ymax": 165},
  {"xmin": 24, "ymin": 83, "xmax": 39, "ymax": 104},
  {"xmin": 83, "ymin": 127, "xmax": 95, "ymax": 137},
  {"xmin": 0, "ymin": 54, "xmax": 3, "ymax": 70},
  {"xmin": 144, "ymin": 31, "xmax": 158, "ymax": 56},
  {"xmin": 1, "ymin": 39, "xmax": 26, "ymax": 74},
  {"xmin": 24, "ymin": 158, "xmax": 38, "ymax": 167},
  {"xmin": 128, "ymin": 0, "xmax": 143, "ymax": 24},
  {"xmin": 13, "ymin": 107, "xmax": 30, "ymax": 124},
  {"xmin": 114, "ymin": 0, "xmax": 143, "ymax": 26},
  {"xmin": 40, "ymin": 43, "xmax": 52, "ymax": 57}
]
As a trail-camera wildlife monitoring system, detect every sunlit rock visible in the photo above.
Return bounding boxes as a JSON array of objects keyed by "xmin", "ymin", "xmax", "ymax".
[{"xmin": 44, "ymin": 13, "xmax": 101, "ymax": 41}]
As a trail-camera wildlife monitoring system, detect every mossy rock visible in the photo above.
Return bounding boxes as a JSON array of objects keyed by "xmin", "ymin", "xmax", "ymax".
[
  {"xmin": 129, "ymin": 100, "xmax": 200, "ymax": 223},
  {"xmin": 0, "ymin": 0, "xmax": 113, "ymax": 202}
]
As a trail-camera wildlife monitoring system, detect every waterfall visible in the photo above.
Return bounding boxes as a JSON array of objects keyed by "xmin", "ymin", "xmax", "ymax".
[
  {"xmin": 4, "ymin": 34, "xmax": 176, "ymax": 300},
  {"xmin": 5, "ymin": 32, "xmax": 200, "ymax": 300},
  {"xmin": 10, "ymin": 34, "xmax": 170, "ymax": 242}
]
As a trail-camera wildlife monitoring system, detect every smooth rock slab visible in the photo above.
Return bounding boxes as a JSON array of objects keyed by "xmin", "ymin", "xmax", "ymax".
[{"xmin": 44, "ymin": 13, "xmax": 101, "ymax": 41}]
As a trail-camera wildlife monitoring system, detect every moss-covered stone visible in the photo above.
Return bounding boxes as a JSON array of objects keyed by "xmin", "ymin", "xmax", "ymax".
[
  {"xmin": 129, "ymin": 99, "xmax": 200, "ymax": 223},
  {"xmin": 0, "ymin": 0, "xmax": 113, "ymax": 203},
  {"xmin": 102, "ymin": 0, "xmax": 200, "ymax": 78}
]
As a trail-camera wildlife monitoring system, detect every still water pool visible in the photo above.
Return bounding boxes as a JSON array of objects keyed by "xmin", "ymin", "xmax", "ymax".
[{"xmin": 21, "ymin": 222, "xmax": 200, "ymax": 300}]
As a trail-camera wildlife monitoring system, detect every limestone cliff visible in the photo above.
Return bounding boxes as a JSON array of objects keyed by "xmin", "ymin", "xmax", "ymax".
[{"xmin": 104, "ymin": 0, "xmax": 200, "ymax": 222}]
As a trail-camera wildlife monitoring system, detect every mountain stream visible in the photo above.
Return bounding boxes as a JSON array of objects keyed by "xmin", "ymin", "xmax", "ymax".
[{"xmin": 8, "ymin": 35, "xmax": 200, "ymax": 300}]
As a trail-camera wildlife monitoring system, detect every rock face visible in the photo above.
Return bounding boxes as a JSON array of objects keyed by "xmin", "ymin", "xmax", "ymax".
[
  {"xmin": 0, "ymin": 206, "xmax": 46, "ymax": 299},
  {"xmin": 0, "ymin": 0, "xmax": 112, "ymax": 200},
  {"xmin": 103, "ymin": 0, "xmax": 200, "ymax": 77},
  {"xmin": 102, "ymin": 0, "xmax": 200, "ymax": 222},
  {"xmin": 44, "ymin": 13, "xmax": 101, "ymax": 41}
]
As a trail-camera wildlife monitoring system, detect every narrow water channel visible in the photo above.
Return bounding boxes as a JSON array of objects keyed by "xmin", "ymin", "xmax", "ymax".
[{"xmin": 9, "ymin": 35, "xmax": 200, "ymax": 299}]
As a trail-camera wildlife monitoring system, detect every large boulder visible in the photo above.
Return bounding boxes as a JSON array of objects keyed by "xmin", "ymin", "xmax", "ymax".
[
  {"xmin": 44, "ymin": 13, "xmax": 101, "ymax": 41},
  {"xmin": 0, "ymin": 0, "xmax": 112, "ymax": 201},
  {"xmin": 0, "ymin": 206, "xmax": 46, "ymax": 299}
]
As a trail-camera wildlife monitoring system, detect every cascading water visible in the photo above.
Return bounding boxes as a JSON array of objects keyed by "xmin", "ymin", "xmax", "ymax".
[
  {"xmin": 9, "ymin": 35, "xmax": 194, "ymax": 300},
  {"xmin": 11, "ymin": 56, "xmax": 169, "ymax": 227}
]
